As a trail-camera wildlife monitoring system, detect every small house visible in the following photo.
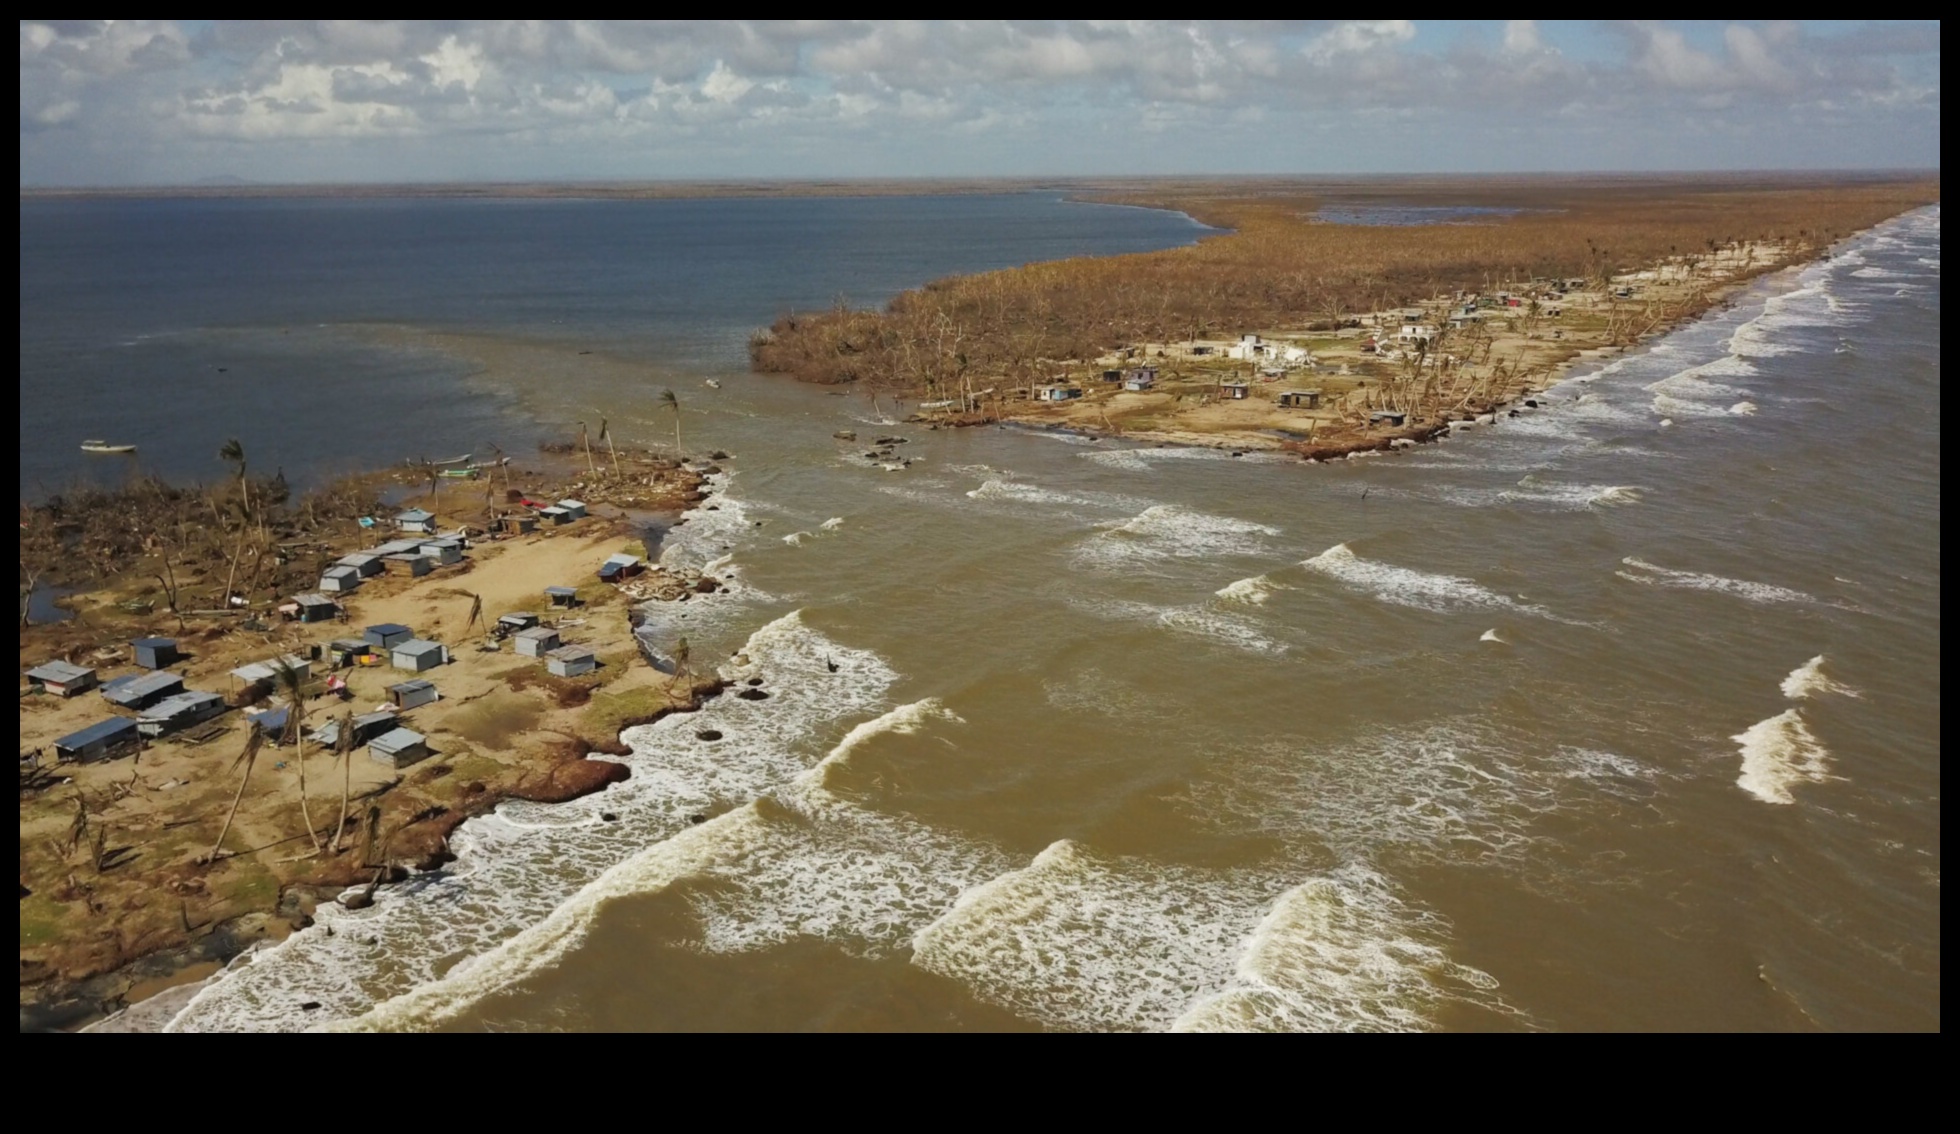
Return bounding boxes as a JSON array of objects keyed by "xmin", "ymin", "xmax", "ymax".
[
  {"xmin": 496, "ymin": 612, "xmax": 540, "ymax": 639},
  {"xmin": 545, "ymin": 586, "xmax": 580, "ymax": 609},
  {"xmin": 1101, "ymin": 369, "xmax": 1123, "ymax": 383},
  {"xmin": 419, "ymin": 539, "xmax": 464, "ymax": 566},
  {"xmin": 555, "ymin": 499, "xmax": 588, "ymax": 521},
  {"xmin": 27, "ymin": 661, "xmax": 97, "ymax": 697},
  {"xmin": 101, "ymin": 670, "xmax": 186, "ymax": 710},
  {"xmin": 1219, "ymin": 382, "xmax": 1251, "ymax": 401},
  {"xmin": 514, "ymin": 625, "xmax": 562, "ymax": 657},
  {"xmin": 364, "ymin": 623, "xmax": 414, "ymax": 650},
  {"xmin": 395, "ymin": 508, "xmax": 437, "ymax": 533},
  {"xmin": 598, "ymin": 553, "xmax": 643, "ymax": 583},
  {"xmin": 387, "ymin": 678, "xmax": 439, "ymax": 710},
  {"xmin": 391, "ymin": 639, "xmax": 448, "ymax": 672},
  {"xmin": 1397, "ymin": 325, "xmax": 1437, "ymax": 345},
  {"xmin": 1369, "ymin": 411, "xmax": 1408, "ymax": 427},
  {"xmin": 545, "ymin": 645, "xmax": 598, "ymax": 678},
  {"xmin": 382, "ymin": 553, "xmax": 435, "ymax": 577},
  {"xmin": 53, "ymin": 717, "xmax": 140, "ymax": 763},
  {"xmin": 137, "ymin": 690, "xmax": 226, "ymax": 737},
  {"xmin": 1123, "ymin": 374, "xmax": 1155, "ymax": 392},
  {"xmin": 513, "ymin": 515, "xmax": 541, "ymax": 534},
  {"xmin": 1032, "ymin": 384, "xmax": 1083, "ymax": 403},
  {"xmin": 280, "ymin": 593, "xmax": 340, "ymax": 624},
  {"xmin": 315, "ymin": 708, "xmax": 398, "ymax": 750},
  {"xmin": 329, "ymin": 638, "xmax": 374, "ymax": 668},
  {"xmin": 1278, "ymin": 390, "xmax": 1322, "ymax": 409},
  {"xmin": 229, "ymin": 655, "xmax": 312, "ymax": 696},
  {"xmin": 249, "ymin": 705, "xmax": 295, "ymax": 742},
  {"xmin": 336, "ymin": 552, "xmax": 384, "ymax": 578},
  {"xmin": 538, "ymin": 506, "xmax": 573, "ymax": 526},
  {"xmin": 369, "ymin": 727, "xmax": 431, "ymax": 769},
  {"xmin": 132, "ymin": 637, "xmax": 180, "ymax": 670},
  {"xmin": 319, "ymin": 566, "xmax": 363, "ymax": 594},
  {"xmin": 371, "ymin": 538, "xmax": 426, "ymax": 556},
  {"xmin": 1189, "ymin": 345, "xmax": 1213, "ymax": 356}
]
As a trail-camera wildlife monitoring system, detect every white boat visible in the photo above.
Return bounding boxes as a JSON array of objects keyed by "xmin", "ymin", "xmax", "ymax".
[{"xmin": 79, "ymin": 440, "xmax": 137, "ymax": 454}]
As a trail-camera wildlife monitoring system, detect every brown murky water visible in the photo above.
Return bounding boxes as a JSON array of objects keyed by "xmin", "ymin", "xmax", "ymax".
[{"xmin": 165, "ymin": 206, "xmax": 1940, "ymax": 1031}]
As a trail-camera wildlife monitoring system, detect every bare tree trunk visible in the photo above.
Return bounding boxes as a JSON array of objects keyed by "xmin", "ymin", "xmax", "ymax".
[
  {"xmin": 332, "ymin": 710, "xmax": 354, "ymax": 853},
  {"xmin": 208, "ymin": 725, "xmax": 264, "ymax": 862}
]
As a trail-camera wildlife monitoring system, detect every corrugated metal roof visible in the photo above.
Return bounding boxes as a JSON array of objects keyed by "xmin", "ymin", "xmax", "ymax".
[
  {"xmin": 544, "ymin": 586, "xmax": 578, "ymax": 597},
  {"xmin": 295, "ymin": 593, "xmax": 336, "ymax": 607},
  {"xmin": 102, "ymin": 670, "xmax": 184, "ymax": 704},
  {"xmin": 132, "ymin": 637, "xmax": 177, "ymax": 650},
  {"xmin": 396, "ymin": 508, "xmax": 434, "ymax": 521},
  {"xmin": 366, "ymin": 623, "xmax": 411, "ymax": 636},
  {"xmin": 393, "ymin": 639, "xmax": 445, "ymax": 657},
  {"xmin": 547, "ymin": 644, "xmax": 596, "ymax": 660},
  {"xmin": 514, "ymin": 626, "xmax": 559, "ymax": 641},
  {"xmin": 387, "ymin": 679, "xmax": 435, "ymax": 694},
  {"xmin": 370, "ymin": 727, "xmax": 427, "ymax": 751},
  {"xmin": 140, "ymin": 690, "xmax": 223, "ymax": 720},
  {"xmin": 56, "ymin": 717, "xmax": 138, "ymax": 750},
  {"xmin": 28, "ymin": 660, "xmax": 93, "ymax": 683}
]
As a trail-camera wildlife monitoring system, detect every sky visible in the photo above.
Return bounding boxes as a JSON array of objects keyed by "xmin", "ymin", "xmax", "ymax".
[{"xmin": 18, "ymin": 20, "xmax": 1942, "ymax": 186}]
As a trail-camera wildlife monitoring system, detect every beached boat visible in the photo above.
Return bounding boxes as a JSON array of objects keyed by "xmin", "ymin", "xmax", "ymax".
[
  {"xmin": 408, "ymin": 453, "xmax": 473, "ymax": 467},
  {"xmin": 79, "ymin": 440, "xmax": 137, "ymax": 454},
  {"xmin": 437, "ymin": 467, "xmax": 481, "ymax": 479}
]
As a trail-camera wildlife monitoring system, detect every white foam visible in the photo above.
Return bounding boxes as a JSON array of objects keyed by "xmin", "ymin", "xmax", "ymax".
[
  {"xmin": 1734, "ymin": 709, "xmax": 1835, "ymax": 805},
  {"xmin": 1079, "ymin": 446, "xmax": 1282, "ymax": 471},
  {"xmin": 168, "ymin": 610, "xmax": 903, "ymax": 1031},
  {"xmin": 1073, "ymin": 596, "xmax": 1289, "ymax": 655},
  {"xmin": 965, "ymin": 477, "xmax": 1149, "ymax": 512},
  {"xmin": 1780, "ymin": 655, "xmax": 1858, "ymax": 700},
  {"xmin": 1172, "ymin": 865, "xmax": 1502, "ymax": 1032},
  {"xmin": 781, "ymin": 530, "xmax": 812, "ymax": 546},
  {"xmin": 820, "ymin": 517, "xmax": 845, "ymax": 530},
  {"xmin": 1216, "ymin": 574, "xmax": 1291, "ymax": 605},
  {"xmin": 805, "ymin": 698, "xmax": 963, "ymax": 781},
  {"xmin": 1422, "ymin": 480, "xmax": 1645, "ymax": 512},
  {"xmin": 1850, "ymin": 266, "xmax": 1909, "ymax": 279},
  {"xmin": 1617, "ymin": 557, "xmax": 1814, "ymax": 605},
  {"xmin": 1479, "ymin": 629, "xmax": 1504, "ymax": 643},
  {"xmin": 1303, "ymin": 543, "xmax": 1552, "ymax": 618},
  {"xmin": 1727, "ymin": 401, "xmax": 1758, "ymax": 416},
  {"xmin": 1072, "ymin": 505, "xmax": 1281, "ymax": 572}
]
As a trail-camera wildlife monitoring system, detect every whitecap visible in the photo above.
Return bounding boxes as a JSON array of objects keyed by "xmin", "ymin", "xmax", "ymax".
[
  {"xmin": 1617, "ymin": 557, "xmax": 1814, "ymax": 605},
  {"xmin": 1216, "ymin": 574, "xmax": 1291, "ymax": 605},
  {"xmin": 820, "ymin": 517, "xmax": 845, "ymax": 530},
  {"xmin": 1727, "ymin": 401, "xmax": 1758, "ymax": 416},
  {"xmin": 1302, "ymin": 543, "xmax": 1551, "ymax": 618},
  {"xmin": 1071, "ymin": 504, "xmax": 1281, "ymax": 571},
  {"xmin": 1479, "ymin": 629, "xmax": 1504, "ymax": 643},
  {"xmin": 1734, "ymin": 709, "xmax": 1835, "ymax": 805},
  {"xmin": 1780, "ymin": 655, "xmax": 1858, "ymax": 700}
]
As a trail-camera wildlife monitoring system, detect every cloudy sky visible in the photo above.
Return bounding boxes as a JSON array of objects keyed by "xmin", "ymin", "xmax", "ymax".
[{"xmin": 19, "ymin": 20, "xmax": 1941, "ymax": 186}]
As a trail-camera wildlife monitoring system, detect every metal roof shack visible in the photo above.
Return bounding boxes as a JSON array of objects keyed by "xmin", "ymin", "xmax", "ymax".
[
  {"xmin": 387, "ymin": 678, "xmax": 439, "ymax": 710},
  {"xmin": 27, "ymin": 661, "xmax": 97, "ymax": 697},
  {"xmin": 419, "ymin": 539, "xmax": 464, "ymax": 566},
  {"xmin": 391, "ymin": 639, "xmax": 449, "ymax": 672},
  {"xmin": 554, "ymin": 499, "xmax": 588, "ymax": 520},
  {"xmin": 319, "ymin": 566, "xmax": 363, "ymax": 594},
  {"xmin": 279, "ymin": 593, "xmax": 341, "ymax": 623},
  {"xmin": 329, "ymin": 639, "xmax": 375, "ymax": 667},
  {"xmin": 369, "ymin": 727, "xmax": 431, "ymax": 769},
  {"xmin": 1369, "ymin": 411, "xmax": 1408, "ymax": 427},
  {"xmin": 545, "ymin": 645, "xmax": 598, "ymax": 678},
  {"xmin": 1032, "ymin": 383, "xmax": 1084, "ymax": 403},
  {"xmin": 597, "ymin": 553, "xmax": 644, "ymax": 582},
  {"xmin": 511, "ymin": 514, "xmax": 541, "ymax": 534},
  {"xmin": 364, "ymin": 623, "xmax": 414, "ymax": 649},
  {"xmin": 132, "ymin": 637, "xmax": 180, "ymax": 670},
  {"xmin": 101, "ymin": 670, "xmax": 186, "ymax": 709},
  {"xmin": 495, "ymin": 612, "xmax": 540, "ymax": 639},
  {"xmin": 545, "ymin": 586, "xmax": 580, "ymax": 608},
  {"xmin": 229, "ymin": 655, "xmax": 312, "ymax": 692},
  {"xmin": 395, "ymin": 508, "xmax": 437, "ymax": 533},
  {"xmin": 336, "ymin": 552, "xmax": 385, "ymax": 577},
  {"xmin": 538, "ymin": 506, "xmax": 573, "ymax": 526},
  {"xmin": 138, "ymin": 690, "xmax": 226, "ymax": 737},
  {"xmin": 1278, "ymin": 389, "xmax": 1322, "ymax": 409},
  {"xmin": 513, "ymin": 625, "xmax": 562, "ymax": 657},
  {"xmin": 54, "ymin": 717, "xmax": 140, "ymax": 763},
  {"xmin": 1219, "ymin": 381, "xmax": 1251, "ymax": 400},
  {"xmin": 382, "ymin": 552, "xmax": 435, "ymax": 577},
  {"xmin": 315, "ymin": 708, "xmax": 398, "ymax": 750},
  {"xmin": 249, "ymin": 705, "xmax": 295, "ymax": 742},
  {"xmin": 370, "ymin": 538, "xmax": 427, "ymax": 556}
]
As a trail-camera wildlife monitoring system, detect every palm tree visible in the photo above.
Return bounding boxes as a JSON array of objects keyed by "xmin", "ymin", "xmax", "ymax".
[
  {"xmin": 577, "ymin": 421, "xmax": 597, "ymax": 475},
  {"xmin": 330, "ymin": 708, "xmax": 354, "ymax": 853},
  {"xmin": 659, "ymin": 390, "xmax": 683, "ymax": 459},
  {"xmin": 207, "ymin": 722, "xmax": 265, "ymax": 862},
  {"xmin": 218, "ymin": 438, "xmax": 251, "ymax": 517},
  {"xmin": 272, "ymin": 659, "xmax": 322, "ymax": 855}
]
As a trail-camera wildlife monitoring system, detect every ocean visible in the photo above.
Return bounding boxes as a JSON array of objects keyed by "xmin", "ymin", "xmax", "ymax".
[{"xmin": 22, "ymin": 194, "xmax": 1939, "ymax": 1031}]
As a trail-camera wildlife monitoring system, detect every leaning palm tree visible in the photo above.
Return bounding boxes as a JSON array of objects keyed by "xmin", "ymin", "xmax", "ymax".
[
  {"xmin": 659, "ymin": 390, "xmax": 683, "ymax": 459},
  {"xmin": 272, "ymin": 659, "xmax": 322, "ymax": 855},
  {"xmin": 218, "ymin": 438, "xmax": 251, "ymax": 517},
  {"xmin": 207, "ymin": 722, "xmax": 265, "ymax": 863},
  {"xmin": 330, "ymin": 708, "xmax": 355, "ymax": 853}
]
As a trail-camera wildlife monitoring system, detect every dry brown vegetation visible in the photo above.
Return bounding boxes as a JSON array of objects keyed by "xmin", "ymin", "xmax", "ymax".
[{"xmin": 749, "ymin": 174, "xmax": 1940, "ymax": 396}]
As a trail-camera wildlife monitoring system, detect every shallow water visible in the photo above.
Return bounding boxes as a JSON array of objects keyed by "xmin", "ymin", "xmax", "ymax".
[{"xmin": 33, "ymin": 196, "xmax": 1937, "ymax": 1031}]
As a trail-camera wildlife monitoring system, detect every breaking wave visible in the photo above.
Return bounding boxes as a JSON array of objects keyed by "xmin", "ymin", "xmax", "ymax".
[
  {"xmin": 1303, "ymin": 543, "xmax": 1552, "ymax": 618},
  {"xmin": 1071, "ymin": 504, "xmax": 1282, "ymax": 572},
  {"xmin": 1617, "ymin": 557, "xmax": 1815, "ymax": 605},
  {"xmin": 1780, "ymin": 655, "xmax": 1858, "ymax": 700},
  {"xmin": 1734, "ymin": 709, "xmax": 1835, "ymax": 805},
  {"xmin": 1216, "ymin": 574, "xmax": 1292, "ymax": 605}
]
